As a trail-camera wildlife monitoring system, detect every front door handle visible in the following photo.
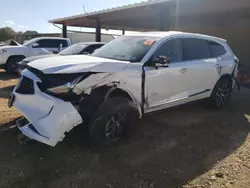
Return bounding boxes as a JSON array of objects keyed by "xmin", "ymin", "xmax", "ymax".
[{"xmin": 179, "ymin": 68, "xmax": 188, "ymax": 73}]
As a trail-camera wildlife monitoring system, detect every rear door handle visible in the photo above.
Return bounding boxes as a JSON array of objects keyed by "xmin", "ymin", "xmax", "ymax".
[{"xmin": 179, "ymin": 68, "xmax": 188, "ymax": 73}]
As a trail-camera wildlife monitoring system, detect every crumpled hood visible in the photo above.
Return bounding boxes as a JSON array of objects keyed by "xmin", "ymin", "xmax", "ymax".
[
  {"xmin": 24, "ymin": 54, "xmax": 56, "ymax": 63},
  {"xmin": 28, "ymin": 55, "xmax": 130, "ymax": 74}
]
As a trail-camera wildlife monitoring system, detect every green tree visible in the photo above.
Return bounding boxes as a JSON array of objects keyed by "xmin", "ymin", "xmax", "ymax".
[
  {"xmin": 23, "ymin": 30, "xmax": 39, "ymax": 35},
  {"xmin": 0, "ymin": 27, "xmax": 16, "ymax": 41}
]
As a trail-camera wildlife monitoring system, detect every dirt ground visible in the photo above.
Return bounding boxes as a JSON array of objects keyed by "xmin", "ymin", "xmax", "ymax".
[{"xmin": 0, "ymin": 69, "xmax": 250, "ymax": 188}]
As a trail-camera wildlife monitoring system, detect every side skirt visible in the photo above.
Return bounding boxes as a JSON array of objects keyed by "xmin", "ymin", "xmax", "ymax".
[{"xmin": 145, "ymin": 89, "xmax": 211, "ymax": 113}]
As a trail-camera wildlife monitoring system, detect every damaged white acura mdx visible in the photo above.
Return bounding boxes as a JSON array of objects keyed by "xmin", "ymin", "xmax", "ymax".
[{"xmin": 9, "ymin": 31, "xmax": 239, "ymax": 146}]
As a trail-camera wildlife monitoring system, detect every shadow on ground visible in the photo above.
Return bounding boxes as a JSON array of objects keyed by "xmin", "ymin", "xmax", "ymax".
[
  {"xmin": 0, "ymin": 70, "xmax": 18, "ymax": 81},
  {"xmin": 0, "ymin": 85, "xmax": 15, "ymax": 99},
  {"xmin": 0, "ymin": 89, "xmax": 250, "ymax": 188}
]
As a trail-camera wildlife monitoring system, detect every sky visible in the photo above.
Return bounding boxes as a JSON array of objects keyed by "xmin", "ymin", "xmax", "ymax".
[{"xmin": 0, "ymin": 0, "xmax": 142, "ymax": 34}]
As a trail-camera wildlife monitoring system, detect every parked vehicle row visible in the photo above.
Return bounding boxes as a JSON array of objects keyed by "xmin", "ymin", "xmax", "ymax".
[
  {"xmin": 9, "ymin": 31, "xmax": 239, "ymax": 147},
  {"xmin": 0, "ymin": 37, "xmax": 71, "ymax": 73},
  {"xmin": 17, "ymin": 42, "xmax": 106, "ymax": 74}
]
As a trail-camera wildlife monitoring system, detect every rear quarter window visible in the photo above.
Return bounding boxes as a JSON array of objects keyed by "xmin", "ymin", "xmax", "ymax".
[{"xmin": 207, "ymin": 41, "xmax": 226, "ymax": 57}]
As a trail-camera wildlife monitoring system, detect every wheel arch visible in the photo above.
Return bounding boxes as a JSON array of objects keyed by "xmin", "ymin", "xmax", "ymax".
[
  {"xmin": 78, "ymin": 85, "xmax": 142, "ymax": 122},
  {"xmin": 6, "ymin": 55, "xmax": 26, "ymax": 68},
  {"xmin": 211, "ymin": 73, "xmax": 233, "ymax": 95},
  {"xmin": 104, "ymin": 86, "xmax": 142, "ymax": 116},
  {"xmin": 218, "ymin": 74, "xmax": 233, "ymax": 88}
]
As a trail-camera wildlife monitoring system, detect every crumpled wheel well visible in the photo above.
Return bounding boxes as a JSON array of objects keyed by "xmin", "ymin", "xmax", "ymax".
[
  {"xmin": 78, "ymin": 85, "xmax": 133, "ymax": 123},
  {"xmin": 219, "ymin": 74, "xmax": 233, "ymax": 88},
  {"xmin": 105, "ymin": 87, "xmax": 133, "ymax": 102}
]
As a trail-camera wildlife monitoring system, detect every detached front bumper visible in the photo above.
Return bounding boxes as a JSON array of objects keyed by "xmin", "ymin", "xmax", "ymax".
[{"xmin": 12, "ymin": 70, "xmax": 83, "ymax": 146}]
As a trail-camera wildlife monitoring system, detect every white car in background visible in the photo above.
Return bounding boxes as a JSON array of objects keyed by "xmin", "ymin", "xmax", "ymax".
[
  {"xmin": 9, "ymin": 31, "xmax": 239, "ymax": 147},
  {"xmin": 18, "ymin": 42, "xmax": 106, "ymax": 74},
  {"xmin": 0, "ymin": 37, "xmax": 71, "ymax": 73}
]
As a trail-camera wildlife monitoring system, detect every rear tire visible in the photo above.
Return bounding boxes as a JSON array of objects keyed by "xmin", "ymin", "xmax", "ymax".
[
  {"xmin": 88, "ymin": 97, "xmax": 140, "ymax": 145},
  {"xmin": 6, "ymin": 57, "xmax": 23, "ymax": 74},
  {"xmin": 209, "ymin": 78, "xmax": 232, "ymax": 109}
]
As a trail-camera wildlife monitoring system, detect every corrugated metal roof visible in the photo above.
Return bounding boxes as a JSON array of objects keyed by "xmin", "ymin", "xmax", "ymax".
[{"xmin": 49, "ymin": 0, "xmax": 172, "ymax": 23}]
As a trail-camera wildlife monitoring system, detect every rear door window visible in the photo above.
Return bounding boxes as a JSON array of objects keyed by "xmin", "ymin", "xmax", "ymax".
[
  {"xmin": 182, "ymin": 38, "xmax": 211, "ymax": 61},
  {"xmin": 207, "ymin": 41, "xmax": 226, "ymax": 57}
]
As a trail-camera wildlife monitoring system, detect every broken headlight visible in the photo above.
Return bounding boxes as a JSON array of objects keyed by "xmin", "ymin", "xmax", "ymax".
[
  {"xmin": 46, "ymin": 76, "xmax": 82, "ymax": 94},
  {"xmin": 36, "ymin": 74, "xmax": 83, "ymax": 102},
  {"xmin": 36, "ymin": 72, "xmax": 94, "ymax": 101},
  {"xmin": 36, "ymin": 73, "xmax": 84, "ymax": 97}
]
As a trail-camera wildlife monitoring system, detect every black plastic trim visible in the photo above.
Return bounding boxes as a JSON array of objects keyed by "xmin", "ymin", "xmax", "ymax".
[{"xmin": 189, "ymin": 89, "xmax": 211, "ymax": 98}]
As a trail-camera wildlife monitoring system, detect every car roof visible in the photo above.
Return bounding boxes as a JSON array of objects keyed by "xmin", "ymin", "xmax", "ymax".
[
  {"xmin": 33, "ymin": 37, "xmax": 70, "ymax": 40},
  {"xmin": 75, "ymin": 42, "xmax": 106, "ymax": 45},
  {"xmin": 127, "ymin": 31, "xmax": 226, "ymax": 43}
]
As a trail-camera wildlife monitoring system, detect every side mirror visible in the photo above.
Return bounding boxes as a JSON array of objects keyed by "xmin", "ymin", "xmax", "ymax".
[
  {"xmin": 32, "ymin": 43, "xmax": 39, "ymax": 48},
  {"xmin": 153, "ymin": 56, "xmax": 170, "ymax": 66}
]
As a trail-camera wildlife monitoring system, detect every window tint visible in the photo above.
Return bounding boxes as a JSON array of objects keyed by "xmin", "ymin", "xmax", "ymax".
[
  {"xmin": 36, "ymin": 39, "xmax": 51, "ymax": 48},
  {"xmin": 182, "ymin": 38, "xmax": 211, "ymax": 61},
  {"xmin": 153, "ymin": 39, "xmax": 181, "ymax": 62},
  {"xmin": 36, "ymin": 39, "xmax": 68, "ymax": 48},
  {"xmin": 83, "ymin": 44, "xmax": 104, "ymax": 54},
  {"xmin": 59, "ymin": 40, "xmax": 68, "ymax": 47},
  {"xmin": 208, "ymin": 41, "xmax": 226, "ymax": 57}
]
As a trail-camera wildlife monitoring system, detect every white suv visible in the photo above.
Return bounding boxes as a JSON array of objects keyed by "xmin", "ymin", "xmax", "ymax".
[
  {"xmin": 9, "ymin": 31, "xmax": 239, "ymax": 147},
  {"xmin": 0, "ymin": 37, "xmax": 71, "ymax": 73}
]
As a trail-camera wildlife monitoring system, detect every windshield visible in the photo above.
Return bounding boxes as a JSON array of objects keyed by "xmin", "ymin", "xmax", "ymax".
[
  {"xmin": 92, "ymin": 36, "xmax": 158, "ymax": 62},
  {"xmin": 23, "ymin": 38, "xmax": 38, "ymax": 46},
  {"xmin": 59, "ymin": 43, "xmax": 87, "ymax": 55}
]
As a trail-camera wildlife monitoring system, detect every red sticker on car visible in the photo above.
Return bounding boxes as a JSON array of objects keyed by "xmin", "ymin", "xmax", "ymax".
[{"xmin": 144, "ymin": 40, "xmax": 155, "ymax": 46}]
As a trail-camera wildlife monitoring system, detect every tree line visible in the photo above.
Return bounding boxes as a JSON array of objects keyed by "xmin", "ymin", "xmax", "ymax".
[{"xmin": 0, "ymin": 27, "xmax": 39, "ymax": 42}]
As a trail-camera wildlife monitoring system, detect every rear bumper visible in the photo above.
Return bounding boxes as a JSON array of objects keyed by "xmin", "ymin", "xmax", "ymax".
[{"xmin": 13, "ymin": 70, "xmax": 83, "ymax": 146}]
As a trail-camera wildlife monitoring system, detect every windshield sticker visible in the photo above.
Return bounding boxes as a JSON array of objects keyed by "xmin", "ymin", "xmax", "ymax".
[{"xmin": 144, "ymin": 40, "xmax": 155, "ymax": 46}]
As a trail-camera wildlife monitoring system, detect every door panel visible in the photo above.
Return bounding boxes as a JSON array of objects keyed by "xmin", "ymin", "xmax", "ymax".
[
  {"xmin": 182, "ymin": 59, "xmax": 219, "ymax": 97},
  {"xmin": 180, "ymin": 38, "xmax": 220, "ymax": 99},
  {"xmin": 145, "ymin": 62, "xmax": 187, "ymax": 112},
  {"xmin": 144, "ymin": 38, "xmax": 189, "ymax": 112}
]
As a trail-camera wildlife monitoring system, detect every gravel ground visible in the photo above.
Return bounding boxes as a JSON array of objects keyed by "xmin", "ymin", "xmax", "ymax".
[{"xmin": 0, "ymin": 69, "xmax": 250, "ymax": 188}]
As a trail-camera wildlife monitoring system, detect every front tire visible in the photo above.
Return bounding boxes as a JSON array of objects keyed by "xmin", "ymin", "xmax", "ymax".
[
  {"xmin": 6, "ymin": 57, "xmax": 23, "ymax": 74},
  {"xmin": 88, "ymin": 97, "xmax": 140, "ymax": 145},
  {"xmin": 210, "ymin": 78, "xmax": 232, "ymax": 109}
]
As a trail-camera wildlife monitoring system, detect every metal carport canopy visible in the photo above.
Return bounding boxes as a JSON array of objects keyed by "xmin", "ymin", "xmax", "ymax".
[{"xmin": 49, "ymin": 0, "xmax": 250, "ymax": 31}]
